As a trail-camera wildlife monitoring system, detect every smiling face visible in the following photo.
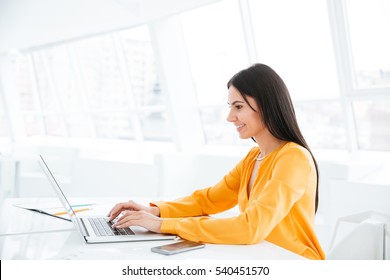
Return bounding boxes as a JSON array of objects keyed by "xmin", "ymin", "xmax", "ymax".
[{"xmin": 226, "ymin": 86, "xmax": 266, "ymax": 140}]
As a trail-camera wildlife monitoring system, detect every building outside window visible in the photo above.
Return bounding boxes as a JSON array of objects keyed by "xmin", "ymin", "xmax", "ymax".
[{"xmin": 9, "ymin": 25, "xmax": 171, "ymax": 143}]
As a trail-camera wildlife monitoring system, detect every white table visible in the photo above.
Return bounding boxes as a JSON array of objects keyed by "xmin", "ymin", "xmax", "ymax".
[{"xmin": 0, "ymin": 197, "xmax": 305, "ymax": 260}]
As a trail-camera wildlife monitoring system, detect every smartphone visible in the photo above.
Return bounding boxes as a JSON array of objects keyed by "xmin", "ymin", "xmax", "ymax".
[{"xmin": 151, "ymin": 240, "xmax": 205, "ymax": 255}]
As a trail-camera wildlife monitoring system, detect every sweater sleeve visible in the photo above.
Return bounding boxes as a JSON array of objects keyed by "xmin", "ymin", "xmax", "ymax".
[
  {"xmin": 151, "ymin": 156, "xmax": 245, "ymax": 218},
  {"xmin": 157, "ymin": 148, "xmax": 313, "ymax": 245}
]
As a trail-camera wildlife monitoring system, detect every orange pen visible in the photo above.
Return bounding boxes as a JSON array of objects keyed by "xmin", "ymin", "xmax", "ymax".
[{"xmin": 53, "ymin": 208, "xmax": 91, "ymax": 216}]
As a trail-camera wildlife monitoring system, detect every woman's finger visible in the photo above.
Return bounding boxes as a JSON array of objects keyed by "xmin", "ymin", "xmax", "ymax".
[{"xmin": 107, "ymin": 202, "xmax": 129, "ymax": 220}]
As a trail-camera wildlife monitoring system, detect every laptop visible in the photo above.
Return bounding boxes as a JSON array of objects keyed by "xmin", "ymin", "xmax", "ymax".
[{"xmin": 38, "ymin": 155, "xmax": 176, "ymax": 244}]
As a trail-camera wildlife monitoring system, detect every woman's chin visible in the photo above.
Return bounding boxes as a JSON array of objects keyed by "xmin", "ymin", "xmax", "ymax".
[{"xmin": 238, "ymin": 134, "xmax": 251, "ymax": 139}]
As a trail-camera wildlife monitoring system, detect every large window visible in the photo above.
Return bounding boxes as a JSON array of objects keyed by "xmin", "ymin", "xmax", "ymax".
[
  {"xmin": 353, "ymin": 100, "xmax": 390, "ymax": 150},
  {"xmin": 249, "ymin": 0, "xmax": 340, "ymax": 100},
  {"xmin": 295, "ymin": 102, "xmax": 346, "ymax": 149},
  {"xmin": 180, "ymin": 0, "xmax": 250, "ymax": 146},
  {"xmin": 4, "ymin": 0, "xmax": 390, "ymax": 152},
  {"xmin": 11, "ymin": 25, "xmax": 171, "ymax": 142},
  {"xmin": 183, "ymin": 0, "xmax": 390, "ymax": 151},
  {"xmin": 249, "ymin": 0, "xmax": 345, "ymax": 149},
  {"xmin": 343, "ymin": 0, "xmax": 390, "ymax": 150},
  {"xmin": 346, "ymin": 0, "xmax": 390, "ymax": 89}
]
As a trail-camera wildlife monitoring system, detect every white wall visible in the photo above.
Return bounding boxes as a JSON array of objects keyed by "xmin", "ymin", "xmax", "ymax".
[
  {"xmin": 71, "ymin": 158, "xmax": 160, "ymax": 197},
  {"xmin": 155, "ymin": 151, "xmax": 240, "ymax": 197},
  {"xmin": 10, "ymin": 147, "xmax": 242, "ymax": 199}
]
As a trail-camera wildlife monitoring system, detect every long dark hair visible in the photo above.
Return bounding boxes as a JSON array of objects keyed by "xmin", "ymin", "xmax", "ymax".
[{"xmin": 227, "ymin": 63, "xmax": 319, "ymax": 213}]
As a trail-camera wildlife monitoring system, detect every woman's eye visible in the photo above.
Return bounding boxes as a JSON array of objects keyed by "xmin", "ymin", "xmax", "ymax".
[{"xmin": 236, "ymin": 105, "xmax": 243, "ymax": 110}]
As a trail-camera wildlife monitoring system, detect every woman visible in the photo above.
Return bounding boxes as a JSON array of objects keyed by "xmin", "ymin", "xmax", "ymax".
[{"xmin": 108, "ymin": 63, "xmax": 325, "ymax": 260}]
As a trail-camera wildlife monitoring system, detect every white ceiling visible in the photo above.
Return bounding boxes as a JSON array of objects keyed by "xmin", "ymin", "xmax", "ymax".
[{"xmin": 0, "ymin": 0, "xmax": 222, "ymax": 53}]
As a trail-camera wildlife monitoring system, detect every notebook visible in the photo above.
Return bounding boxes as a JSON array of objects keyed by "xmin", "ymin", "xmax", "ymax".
[{"xmin": 38, "ymin": 155, "xmax": 176, "ymax": 244}]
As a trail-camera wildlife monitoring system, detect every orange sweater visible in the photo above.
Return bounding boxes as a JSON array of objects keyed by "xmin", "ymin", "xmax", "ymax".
[{"xmin": 152, "ymin": 142, "xmax": 325, "ymax": 260}]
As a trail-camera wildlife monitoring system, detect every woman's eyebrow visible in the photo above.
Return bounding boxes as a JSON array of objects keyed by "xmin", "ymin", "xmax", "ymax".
[{"xmin": 227, "ymin": 100, "xmax": 245, "ymax": 106}]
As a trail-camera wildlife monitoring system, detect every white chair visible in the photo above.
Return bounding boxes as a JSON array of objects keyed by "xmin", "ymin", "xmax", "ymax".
[{"xmin": 327, "ymin": 211, "xmax": 390, "ymax": 260}]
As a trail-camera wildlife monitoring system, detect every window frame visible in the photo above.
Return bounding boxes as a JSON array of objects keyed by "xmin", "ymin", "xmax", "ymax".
[{"xmin": 328, "ymin": 0, "xmax": 390, "ymax": 152}]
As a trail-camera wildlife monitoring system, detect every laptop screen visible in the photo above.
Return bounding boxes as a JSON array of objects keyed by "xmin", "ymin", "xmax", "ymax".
[{"xmin": 38, "ymin": 155, "xmax": 83, "ymax": 228}]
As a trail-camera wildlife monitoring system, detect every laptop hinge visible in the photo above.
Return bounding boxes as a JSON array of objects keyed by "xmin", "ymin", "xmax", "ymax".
[{"xmin": 79, "ymin": 217, "xmax": 90, "ymax": 237}]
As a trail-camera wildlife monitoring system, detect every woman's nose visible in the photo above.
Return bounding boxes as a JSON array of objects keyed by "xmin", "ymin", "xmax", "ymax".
[{"xmin": 226, "ymin": 109, "xmax": 236, "ymax": 122}]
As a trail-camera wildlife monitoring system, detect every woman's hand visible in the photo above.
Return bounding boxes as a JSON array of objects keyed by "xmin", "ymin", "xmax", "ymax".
[
  {"xmin": 112, "ymin": 210, "xmax": 163, "ymax": 233},
  {"xmin": 107, "ymin": 200, "xmax": 160, "ymax": 222}
]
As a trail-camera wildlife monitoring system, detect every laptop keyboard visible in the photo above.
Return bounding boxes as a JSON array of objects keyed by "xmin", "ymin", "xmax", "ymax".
[{"xmin": 88, "ymin": 217, "xmax": 135, "ymax": 236}]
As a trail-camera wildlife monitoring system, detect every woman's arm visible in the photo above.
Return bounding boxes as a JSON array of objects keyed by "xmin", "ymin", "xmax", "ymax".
[
  {"xmin": 158, "ymin": 148, "xmax": 314, "ymax": 244},
  {"xmin": 152, "ymin": 155, "xmax": 247, "ymax": 218},
  {"xmin": 111, "ymin": 164, "xmax": 243, "ymax": 232}
]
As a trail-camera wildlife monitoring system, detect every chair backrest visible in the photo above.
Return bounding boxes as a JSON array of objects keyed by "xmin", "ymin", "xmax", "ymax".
[{"xmin": 327, "ymin": 220, "xmax": 386, "ymax": 260}]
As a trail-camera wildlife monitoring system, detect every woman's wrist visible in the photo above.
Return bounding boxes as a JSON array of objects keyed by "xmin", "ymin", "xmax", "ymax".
[{"xmin": 150, "ymin": 206, "xmax": 160, "ymax": 217}]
